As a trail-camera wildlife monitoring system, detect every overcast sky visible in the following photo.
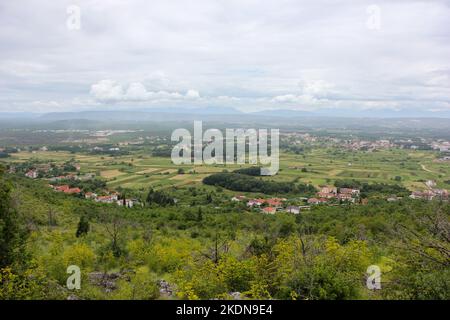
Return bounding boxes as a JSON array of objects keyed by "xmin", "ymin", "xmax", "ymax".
[{"xmin": 1, "ymin": 0, "xmax": 449, "ymax": 114}]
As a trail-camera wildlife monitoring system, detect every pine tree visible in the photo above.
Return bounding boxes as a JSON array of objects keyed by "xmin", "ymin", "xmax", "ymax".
[{"xmin": 76, "ymin": 215, "xmax": 90, "ymax": 237}]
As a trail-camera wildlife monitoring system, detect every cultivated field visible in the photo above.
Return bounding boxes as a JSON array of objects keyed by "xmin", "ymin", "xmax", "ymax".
[{"xmin": 2, "ymin": 148, "xmax": 449, "ymax": 191}]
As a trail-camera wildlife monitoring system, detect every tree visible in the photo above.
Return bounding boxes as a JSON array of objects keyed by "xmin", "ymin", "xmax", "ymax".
[
  {"xmin": 0, "ymin": 166, "xmax": 29, "ymax": 269},
  {"xmin": 100, "ymin": 210, "xmax": 126, "ymax": 257},
  {"xmin": 197, "ymin": 207, "xmax": 203, "ymax": 222},
  {"xmin": 76, "ymin": 215, "xmax": 90, "ymax": 237},
  {"xmin": 146, "ymin": 188, "xmax": 175, "ymax": 206}
]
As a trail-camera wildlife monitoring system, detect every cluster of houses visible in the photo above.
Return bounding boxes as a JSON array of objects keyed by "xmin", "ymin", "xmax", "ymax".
[
  {"xmin": 231, "ymin": 185, "xmax": 362, "ymax": 215},
  {"xmin": 50, "ymin": 184, "xmax": 82, "ymax": 194},
  {"xmin": 342, "ymin": 139, "xmax": 393, "ymax": 151},
  {"xmin": 25, "ymin": 169, "xmax": 39, "ymax": 179},
  {"xmin": 431, "ymin": 140, "xmax": 450, "ymax": 152},
  {"xmin": 410, "ymin": 189, "xmax": 449, "ymax": 201},
  {"xmin": 85, "ymin": 192, "xmax": 136, "ymax": 208},
  {"xmin": 22, "ymin": 162, "xmax": 81, "ymax": 180},
  {"xmin": 48, "ymin": 173, "xmax": 94, "ymax": 182},
  {"xmin": 232, "ymin": 195, "xmax": 310, "ymax": 215},
  {"xmin": 307, "ymin": 186, "xmax": 360, "ymax": 205},
  {"xmin": 48, "ymin": 185, "xmax": 136, "ymax": 208},
  {"xmin": 409, "ymin": 180, "xmax": 449, "ymax": 201}
]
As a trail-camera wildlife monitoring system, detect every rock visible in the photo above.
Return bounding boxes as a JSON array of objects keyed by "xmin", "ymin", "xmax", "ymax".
[
  {"xmin": 88, "ymin": 271, "xmax": 122, "ymax": 292},
  {"xmin": 229, "ymin": 292, "xmax": 242, "ymax": 300},
  {"xmin": 158, "ymin": 279, "xmax": 175, "ymax": 298}
]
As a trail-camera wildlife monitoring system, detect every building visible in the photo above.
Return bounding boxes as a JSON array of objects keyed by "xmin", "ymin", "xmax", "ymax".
[
  {"xmin": 247, "ymin": 198, "xmax": 286, "ymax": 208},
  {"xmin": 117, "ymin": 199, "xmax": 134, "ymax": 208},
  {"xmin": 85, "ymin": 192, "xmax": 97, "ymax": 199},
  {"xmin": 317, "ymin": 192, "xmax": 336, "ymax": 199},
  {"xmin": 320, "ymin": 187, "xmax": 337, "ymax": 194},
  {"xmin": 231, "ymin": 195, "xmax": 246, "ymax": 202},
  {"xmin": 66, "ymin": 187, "xmax": 81, "ymax": 194},
  {"xmin": 425, "ymin": 180, "xmax": 436, "ymax": 188},
  {"xmin": 338, "ymin": 193, "xmax": 354, "ymax": 202},
  {"xmin": 53, "ymin": 185, "xmax": 81, "ymax": 194},
  {"xmin": 95, "ymin": 195, "xmax": 116, "ymax": 204},
  {"xmin": 247, "ymin": 199, "xmax": 265, "ymax": 207},
  {"xmin": 307, "ymin": 198, "xmax": 321, "ymax": 205},
  {"xmin": 25, "ymin": 170, "xmax": 38, "ymax": 179},
  {"xmin": 265, "ymin": 198, "xmax": 284, "ymax": 207},
  {"xmin": 261, "ymin": 207, "xmax": 276, "ymax": 214},
  {"xmin": 285, "ymin": 206, "xmax": 300, "ymax": 214},
  {"xmin": 54, "ymin": 185, "xmax": 70, "ymax": 192}
]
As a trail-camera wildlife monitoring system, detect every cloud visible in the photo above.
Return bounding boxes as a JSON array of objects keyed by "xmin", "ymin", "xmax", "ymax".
[
  {"xmin": 90, "ymin": 80, "xmax": 124, "ymax": 102},
  {"xmin": 186, "ymin": 89, "xmax": 200, "ymax": 99},
  {"xmin": 90, "ymin": 79, "xmax": 200, "ymax": 103},
  {"xmin": 0, "ymin": 0, "xmax": 449, "ymax": 114}
]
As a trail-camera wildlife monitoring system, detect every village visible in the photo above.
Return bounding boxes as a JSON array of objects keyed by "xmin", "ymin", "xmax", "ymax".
[
  {"xmin": 13, "ymin": 159, "xmax": 450, "ymax": 214},
  {"xmin": 409, "ymin": 179, "xmax": 449, "ymax": 201},
  {"xmin": 13, "ymin": 162, "xmax": 139, "ymax": 209},
  {"xmin": 230, "ymin": 185, "xmax": 364, "ymax": 215}
]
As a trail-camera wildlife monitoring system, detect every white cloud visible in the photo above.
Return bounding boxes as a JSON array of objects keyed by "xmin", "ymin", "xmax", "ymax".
[
  {"xmin": 90, "ymin": 80, "xmax": 124, "ymax": 102},
  {"xmin": 0, "ymin": 0, "xmax": 449, "ymax": 114},
  {"xmin": 186, "ymin": 89, "xmax": 200, "ymax": 99},
  {"xmin": 90, "ymin": 80, "xmax": 200, "ymax": 103}
]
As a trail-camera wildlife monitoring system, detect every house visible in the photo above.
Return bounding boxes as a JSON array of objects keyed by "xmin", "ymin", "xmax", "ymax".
[
  {"xmin": 317, "ymin": 192, "xmax": 336, "ymax": 199},
  {"xmin": 110, "ymin": 192, "xmax": 119, "ymax": 201},
  {"xmin": 25, "ymin": 170, "xmax": 38, "ymax": 179},
  {"xmin": 85, "ymin": 192, "xmax": 97, "ymax": 199},
  {"xmin": 338, "ymin": 193, "xmax": 354, "ymax": 202},
  {"xmin": 231, "ymin": 195, "xmax": 246, "ymax": 202},
  {"xmin": 261, "ymin": 207, "xmax": 276, "ymax": 214},
  {"xmin": 247, "ymin": 198, "xmax": 286, "ymax": 207},
  {"xmin": 320, "ymin": 187, "xmax": 337, "ymax": 194},
  {"xmin": 55, "ymin": 185, "xmax": 70, "ymax": 192},
  {"xmin": 53, "ymin": 185, "xmax": 80, "ymax": 194},
  {"xmin": 66, "ymin": 187, "xmax": 81, "ymax": 194},
  {"xmin": 266, "ymin": 198, "xmax": 284, "ymax": 207},
  {"xmin": 432, "ymin": 189, "xmax": 449, "ymax": 200},
  {"xmin": 117, "ymin": 199, "xmax": 134, "ymax": 208},
  {"xmin": 95, "ymin": 195, "xmax": 116, "ymax": 204},
  {"xmin": 247, "ymin": 199, "xmax": 265, "ymax": 207},
  {"xmin": 307, "ymin": 198, "xmax": 321, "ymax": 205},
  {"xmin": 339, "ymin": 188, "xmax": 353, "ymax": 195},
  {"xmin": 410, "ymin": 191, "xmax": 434, "ymax": 201},
  {"xmin": 285, "ymin": 206, "xmax": 300, "ymax": 214},
  {"xmin": 425, "ymin": 180, "xmax": 436, "ymax": 188}
]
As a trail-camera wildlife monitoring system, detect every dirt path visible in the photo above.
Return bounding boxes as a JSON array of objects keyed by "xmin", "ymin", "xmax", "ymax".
[{"xmin": 420, "ymin": 164, "xmax": 436, "ymax": 173}]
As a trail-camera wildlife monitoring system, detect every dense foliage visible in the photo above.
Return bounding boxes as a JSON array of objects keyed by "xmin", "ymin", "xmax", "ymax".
[
  {"xmin": 334, "ymin": 179, "xmax": 410, "ymax": 197},
  {"xmin": 0, "ymin": 165, "xmax": 449, "ymax": 300},
  {"xmin": 203, "ymin": 173, "xmax": 316, "ymax": 195}
]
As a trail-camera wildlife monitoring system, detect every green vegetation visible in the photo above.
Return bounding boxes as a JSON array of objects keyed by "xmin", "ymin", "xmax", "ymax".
[
  {"xmin": 0, "ymin": 124, "xmax": 449, "ymax": 300},
  {"xmin": 334, "ymin": 179, "xmax": 410, "ymax": 197},
  {"xmin": 0, "ymin": 166, "xmax": 449, "ymax": 300},
  {"xmin": 203, "ymin": 173, "xmax": 316, "ymax": 195}
]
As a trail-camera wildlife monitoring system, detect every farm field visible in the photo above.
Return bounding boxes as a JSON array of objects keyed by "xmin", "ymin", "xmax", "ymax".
[{"xmin": 2, "ymin": 147, "xmax": 448, "ymax": 192}]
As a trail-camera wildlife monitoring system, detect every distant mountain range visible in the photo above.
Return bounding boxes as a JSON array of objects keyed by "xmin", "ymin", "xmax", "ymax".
[{"xmin": 0, "ymin": 106, "xmax": 449, "ymax": 122}]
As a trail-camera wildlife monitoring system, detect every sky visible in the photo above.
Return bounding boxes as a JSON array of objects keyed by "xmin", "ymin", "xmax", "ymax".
[{"xmin": 0, "ymin": 0, "xmax": 450, "ymax": 115}]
